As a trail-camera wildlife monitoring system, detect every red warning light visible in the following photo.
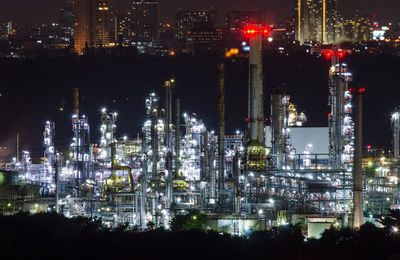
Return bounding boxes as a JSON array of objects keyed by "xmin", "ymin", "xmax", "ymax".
[
  {"xmin": 328, "ymin": 113, "xmax": 332, "ymax": 117},
  {"xmin": 367, "ymin": 145, "xmax": 372, "ymax": 149},
  {"xmin": 243, "ymin": 25, "xmax": 270, "ymax": 37},
  {"xmin": 324, "ymin": 51, "xmax": 333, "ymax": 59},
  {"xmin": 349, "ymin": 88, "xmax": 366, "ymax": 93},
  {"xmin": 243, "ymin": 26, "xmax": 259, "ymax": 36},
  {"xmin": 324, "ymin": 50, "xmax": 346, "ymax": 59}
]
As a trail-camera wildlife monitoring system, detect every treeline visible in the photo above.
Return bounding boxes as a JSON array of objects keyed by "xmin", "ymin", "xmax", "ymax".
[{"xmin": 1, "ymin": 212, "xmax": 400, "ymax": 260}]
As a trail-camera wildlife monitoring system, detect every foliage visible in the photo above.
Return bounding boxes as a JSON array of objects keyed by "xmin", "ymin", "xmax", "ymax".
[
  {"xmin": 379, "ymin": 209, "xmax": 400, "ymax": 233},
  {"xmin": 169, "ymin": 209, "xmax": 208, "ymax": 232},
  {"xmin": 2, "ymin": 211, "xmax": 400, "ymax": 259}
]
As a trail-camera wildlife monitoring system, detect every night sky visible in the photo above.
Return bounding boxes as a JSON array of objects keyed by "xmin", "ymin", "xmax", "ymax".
[
  {"xmin": 1, "ymin": 53, "xmax": 399, "ymax": 158},
  {"xmin": 0, "ymin": 0, "xmax": 399, "ymax": 24}
]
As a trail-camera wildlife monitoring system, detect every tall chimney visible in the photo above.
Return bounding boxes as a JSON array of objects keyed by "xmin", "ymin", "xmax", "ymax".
[
  {"xmin": 73, "ymin": 88, "xmax": 79, "ymax": 117},
  {"xmin": 247, "ymin": 25, "xmax": 264, "ymax": 144},
  {"xmin": 352, "ymin": 88, "xmax": 364, "ymax": 228},
  {"xmin": 175, "ymin": 98, "xmax": 181, "ymax": 177},
  {"xmin": 217, "ymin": 63, "xmax": 225, "ymax": 194}
]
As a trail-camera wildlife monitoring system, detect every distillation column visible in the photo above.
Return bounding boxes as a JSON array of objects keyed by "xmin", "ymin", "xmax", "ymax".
[
  {"xmin": 271, "ymin": 88, "xmax": 288, "ymax": 168},
  {"xmin": 328, "ymin": 54, "xmax": 352, "ymax": 170},
  {"xmin": 71, "ymin": 88, "xmax": 91, "ymax": 190}
]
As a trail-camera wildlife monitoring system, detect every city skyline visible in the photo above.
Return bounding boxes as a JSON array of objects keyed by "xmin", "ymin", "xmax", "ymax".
[{"xmin": 0, "ymin": 0, "xmax": 399, "ymax": 24}]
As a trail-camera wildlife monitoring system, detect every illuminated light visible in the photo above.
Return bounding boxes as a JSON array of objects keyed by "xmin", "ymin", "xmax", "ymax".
[
  {"xmin": 243, "ymin": 26, "xmax": 259, "ymax": 37},
  {"xmin": 324, "ymin": 51, "xmax": 333, "ymax": 59},
  {"xmin": 338, "ymin": 51, "xmax": 345, "ymax": 58},
  {"xmin": 225, "ymin": 48, "xmax": 240, "ymax": 58},
  {"xmin": 328, "ymin": 113, "xmax": 332, "ymax": 117}
]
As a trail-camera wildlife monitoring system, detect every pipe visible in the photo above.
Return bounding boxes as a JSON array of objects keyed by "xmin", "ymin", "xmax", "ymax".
[
  {"xmin": 352, "ymin": 89, "xmax": 363, "ymax": 228},
  {"xmin": 217, "ymin": 64, "xmax": 225, "ymax": 194},
  {"xmin": 233, "ymin": 151, "xmax": 241, "ymax": 214},
  {"xmin": 140, "ymin": 134, "xmax": 148, "ymax": 229},
  {"xmin": 55, "ymin": 161, "xmax": 59, "ymax": 214},
  {"xmin": 151, "ymin": 111, "xmax": 158, "ymax": 180},
  {"xmin": 210, "ymin": 140, "xmax": 216, "ymax": 201}
]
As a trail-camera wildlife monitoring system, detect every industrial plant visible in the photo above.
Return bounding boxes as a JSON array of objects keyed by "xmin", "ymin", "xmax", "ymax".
[{"xmin": 1, "ymin": 25, "xmax": 398, "ymax": 237}]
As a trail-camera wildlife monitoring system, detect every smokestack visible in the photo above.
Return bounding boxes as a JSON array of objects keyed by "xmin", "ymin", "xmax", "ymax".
[
  {"xmin": 249, "ymin": 64, "xmax": 258, "ymax": 141},
  {"xmin": 16, "ymin": 133, "xmax": 19, "ymax": 162},
  {"xmin": 73, "ymin": 88, "xmax": 79, "ymax": 117},
  {"xmin": 175, "ymin": 98, "xmax": 181, "ymax": 177},
  {"xmin": 164, "ymin": 79, "xmax": 174, "ymax": 208},
  {"xmin": 217, "ymin": 63, "xmax": 225, "ymax": 193},
  {"xmin": 247, "ymin": 25, "xmax": 264, "ymax": 144},
  {"xmin": 352, "ymin": 88, "xmax": 364, "ymax": 228}
]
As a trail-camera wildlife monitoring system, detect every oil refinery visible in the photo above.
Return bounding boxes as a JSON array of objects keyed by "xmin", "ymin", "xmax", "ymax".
[{"xmin": 1, "ymin": 26, "xmax": 399, "ymax": 237}]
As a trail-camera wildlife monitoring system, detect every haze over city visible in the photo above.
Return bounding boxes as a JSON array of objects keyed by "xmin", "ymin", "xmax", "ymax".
[{"xmin": 1, "ymin": 0, "xmax": 399, "ymax": 23}]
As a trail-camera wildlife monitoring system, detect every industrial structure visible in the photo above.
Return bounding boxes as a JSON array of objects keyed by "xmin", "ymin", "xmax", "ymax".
[{"xmin": 1, "ymin": 25, "xmax": 400, "ymax": 237}]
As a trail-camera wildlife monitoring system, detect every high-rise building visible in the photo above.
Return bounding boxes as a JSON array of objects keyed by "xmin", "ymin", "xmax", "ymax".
[
  {"xmin": 6, "ymin": 21, "xmax": 12, "ymax": 35},
  {"xmin": 186, "ymin": 24, "xmax": 223, "ymax": 56},
  {"xmin": 175, "ymin": 10, "xmax": 217, "ymax": 40},
  {"xmin": 340, "ymin": 14, "xmax": 373, "ymax": 43},
  {"xmin": 60, "ymin": 7, "xmax": 74, "ymax": 40},
  {"xmin": 73, "ymin": 0, "xmax": 111, "ymax": 55},
  {"xmin": 130, "ymin": 1, "xmax": 159, "ymax": 45},
  {"xmin": 295, "ymin": 0, "xmax": 338, "ymax": 44},
  {"xmin": 225, "ymin": 11, "xmax": 261, "ymax": 33}
]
